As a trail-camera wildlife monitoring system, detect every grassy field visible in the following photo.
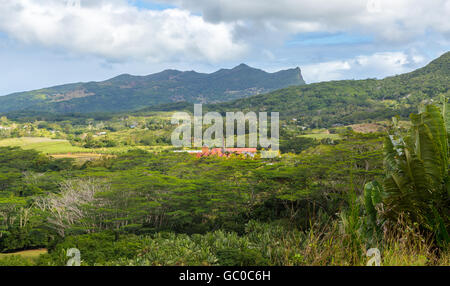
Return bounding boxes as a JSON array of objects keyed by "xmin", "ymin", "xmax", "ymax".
[
  {"xmin": 0, "ymin": 137, "xmax": 88, "ymax": 154},
  {"xmin": 0, "ymin": 249, "xmax": 48, "ymax": 265},
  {"xmin": 0, "ymin": 249, "xmax": 47, "ymax": 258},
  {"xmin": 0, "ymin": 248, "xmax": 48, "ymax": 259},
  {"xmin": 300, "ymin": 133, "xmax": 341, "ymax": 140},
  {"xmin": 0, "ymin": 137, "xmax": 174, "ymax": 156}
]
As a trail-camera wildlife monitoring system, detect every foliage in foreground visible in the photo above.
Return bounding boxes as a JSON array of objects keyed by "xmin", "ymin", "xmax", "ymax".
[
  {"xmin": 2, "ymin": 220, "xmax": 447, "ymax": 266},
  {"xmin": 366, "ymin": 104, "xmax": 450, "ymax": 248}
]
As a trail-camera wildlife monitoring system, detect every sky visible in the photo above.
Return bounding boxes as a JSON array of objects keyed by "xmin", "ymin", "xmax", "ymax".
[{"xmin": 0, "ymin": 0, "xmax": 449, "ymax": 95}]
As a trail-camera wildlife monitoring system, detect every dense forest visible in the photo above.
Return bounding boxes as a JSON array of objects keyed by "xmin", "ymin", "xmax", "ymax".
[
  {"xmin": 1, "ymin": 0, "xmax": 449, "ymax": 271},
  {"xmin": 0, "ymin": 103, "xmax": 448, "ymax": 265},
  {"xmin": 0, "ymin": 52, "xmax": 448, "ymax": 266}
]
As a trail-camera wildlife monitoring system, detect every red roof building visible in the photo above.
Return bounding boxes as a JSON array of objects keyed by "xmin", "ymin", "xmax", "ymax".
[{"xmin": 196, "ymin": 147, "xmax": 257, "ymax": 158}]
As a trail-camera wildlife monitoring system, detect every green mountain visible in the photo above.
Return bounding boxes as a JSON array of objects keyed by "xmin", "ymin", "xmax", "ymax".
[
  {"xmin": 200, "ymin": 52, "xmax": 449, "ymax": 128},
  {"xmin": 0, "ymin": 64, "xmax": 305, "ymax": 113}
]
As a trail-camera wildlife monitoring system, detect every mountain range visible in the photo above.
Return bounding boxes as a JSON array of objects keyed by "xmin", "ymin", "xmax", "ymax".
[
  {"xmin": 200, "ymin": 51, "xmax": 449, "ymax": 127},
  {"xmin": 0, "ymin": 52, "xmax": 448, "ymax": 128},
  {"xmin": 0, "ymin": 64, "xmax": 305, "ymax": 113},
  {"xmin": 136, "ymin": 52, "xmax": 449, "ymax": 128}
]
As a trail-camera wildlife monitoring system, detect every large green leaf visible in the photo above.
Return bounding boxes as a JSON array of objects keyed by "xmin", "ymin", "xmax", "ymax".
[{"xmin": 381, "ymin": 103, "xmax": 449, "ymax": 246}]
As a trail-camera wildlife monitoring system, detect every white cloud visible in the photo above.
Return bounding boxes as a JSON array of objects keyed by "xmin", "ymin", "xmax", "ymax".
[
  {"xmin": 0, "ymin": 0, "xmax": 447, "ymax": 93},
  {"xmin": 302, "ymin": 52, "xmax": 416, "ymax": 83},
  {"xmin": 155, "ymin": 0, "xmax": 450, "ymax": 44},
  {"xmin": 0, "ymin": 0, "xmax": 246, "ymax": 62},
  {"xmin": 302, "ymin": 60, "xmax": 351, "ymax": 83},
  {"xmin": 354, "ymin": 52, "xmax": 411, "ymax": 75},
  {"xmin": 1, "ymin": 0, "xmax": 447, "ymax": 65}
]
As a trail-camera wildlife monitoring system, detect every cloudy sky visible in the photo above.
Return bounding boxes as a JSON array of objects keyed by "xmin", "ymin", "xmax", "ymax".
[{"xmin": 0, "ymin": 0, "xmax": 449, "ymax": 95}]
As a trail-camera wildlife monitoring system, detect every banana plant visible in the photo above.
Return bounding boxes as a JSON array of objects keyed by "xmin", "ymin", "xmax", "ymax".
[
  {"xmin": 365, "ymin": 103, "xmax": 450, "ymax": 248},
  {"xmin": 363, "ymin": 181, "xmax": 384, "ymax": 245}
]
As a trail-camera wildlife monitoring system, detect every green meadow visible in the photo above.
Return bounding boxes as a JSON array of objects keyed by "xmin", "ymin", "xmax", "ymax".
[{"xmin": 0, "ymin": 137, "xmax": 88, "ymax": 154}]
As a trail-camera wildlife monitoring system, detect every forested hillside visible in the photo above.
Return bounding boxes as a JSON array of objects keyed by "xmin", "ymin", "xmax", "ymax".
[
  {"xmin": 0, "ymin": 64, "xmax": 305, "ymax": 113},
  {"xmin": 198, "ymin": 52, "xmax": 450, "ymax": 128}
]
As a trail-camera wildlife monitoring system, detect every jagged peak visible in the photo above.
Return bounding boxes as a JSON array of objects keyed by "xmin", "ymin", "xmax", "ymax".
[{"xmin": 233, "ymin": 63, "xmax": 251, "ymax": 69}]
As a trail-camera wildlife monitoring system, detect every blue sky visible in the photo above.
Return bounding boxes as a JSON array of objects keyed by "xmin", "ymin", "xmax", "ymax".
[
  {"xmin": 129, "ymin": 0, "xmax": 174, "ymax": 10},
  {"xmin": 0, "ymin": 0, "xmax": 448, "ymax": 95}
]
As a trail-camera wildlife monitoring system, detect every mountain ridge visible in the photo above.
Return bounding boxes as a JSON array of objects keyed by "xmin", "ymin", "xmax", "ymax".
[
  {"xmin": 0, "ymin": 64, "xmax": 305, "ymax": 113},
  {"xmin": 204, "ymin": 51, "xmax": 450, "ymax": 127},
  {"xmin": 140, "ymin": 52, "xmax": 449, "ymax": 128}
]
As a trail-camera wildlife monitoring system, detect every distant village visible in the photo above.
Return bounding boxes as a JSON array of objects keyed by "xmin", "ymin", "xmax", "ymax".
[{"xmin": 174, "ymin": 146, "xmax": 259, "ymax": 158}]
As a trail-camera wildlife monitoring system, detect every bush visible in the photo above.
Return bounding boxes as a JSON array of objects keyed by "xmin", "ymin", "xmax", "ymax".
[{"xmin": 41, "ymin": 233, "xmax": 144, "ymax": 266}]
